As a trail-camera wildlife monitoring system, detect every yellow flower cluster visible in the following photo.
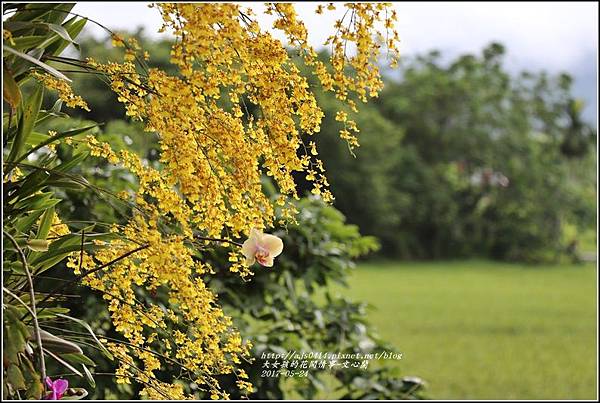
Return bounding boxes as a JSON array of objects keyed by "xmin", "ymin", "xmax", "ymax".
[
  {"xmin": 3, "ymin": 28, "xmax": 15, "ymax": 45},
  {"xmin": 89, "ymin": 2, "xmax": 398, "ymax": 236},
  {"xmin": 266, "ymin": 3, "xmax": 400, "ymax": 149},
  {"xmin": 3, "ymin": 166, "xmax": 22, "ymax": 183},
  {"xmin": 104, "ymin": 341, "xmax": 189, "ymax": 399},
  {"xmin": 71, "ymin": 137, "xmax": 250, "ymax": 398},
  {"xmin": 110, "ymin": 32, "xmax": 143, "ymax": 62},
  {"xmin": 47, "ymin": 211, "xmax": 70, "ymax": 240},
  {"xmin": 69, "ymin": 3, "xmax": 399, "ymax": 399},
  {"xmin": 31, "ymin": 72, "xmax": 90, "ymax": 111}
]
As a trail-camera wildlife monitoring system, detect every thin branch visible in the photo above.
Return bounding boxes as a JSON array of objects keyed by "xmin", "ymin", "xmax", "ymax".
[
  {"xmin": 78, "ymin": 229, "xmax": 85, "ymax": 276},
  {"xmin": 3, "ymin": 287, "xmax": 35, "ymax": 316},
  {"xmin": 23, "ymin": 244, "xmax": 149, "ymax": 321},
  {"xmin": 3, "ymin": 231, "xmax": 47, "ymax": 385},
  {"xmin": 43, "ymin": 325, "xmax": 196, "ymax": 375},
  {"xmin": 195, "ymin": 235, "xmax": 242, "ymax": 247}
]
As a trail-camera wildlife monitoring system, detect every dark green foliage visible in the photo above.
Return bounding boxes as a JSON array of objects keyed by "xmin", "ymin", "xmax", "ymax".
[
  {"xmin": 205, "ymin": 198, "xmax": 425, "ymax": 399},
  {"xmin": 309, "ymin": 43, "xmax": 596, "ymax": 261}
]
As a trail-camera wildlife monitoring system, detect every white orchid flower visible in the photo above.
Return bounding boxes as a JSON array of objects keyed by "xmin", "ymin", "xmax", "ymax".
[{"xmin": 241, "ymin": 228, "xmax": 283, "ymax": 267}]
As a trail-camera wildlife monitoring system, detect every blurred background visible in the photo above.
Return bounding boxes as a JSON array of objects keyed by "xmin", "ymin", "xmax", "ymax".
[{"xmin": 57, "ymin": 2, "xmax": 597, "ymax": 399}]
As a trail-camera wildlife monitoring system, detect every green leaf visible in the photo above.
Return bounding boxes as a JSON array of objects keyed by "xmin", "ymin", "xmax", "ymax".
[
  {"xmin": 10, "ymin": 35, "xmax": 47, "ymax": 50},
  {"xmin": 45, "ymin": 23, "xmax": 79, "ymax": 48},
  {"xmin": 61, "ymin": 353, "xmax": 96, "ymax": 367},
  {"xmin": 31, "ymin": 241, "xmax": 95, "ymax": 272},
  {"xmin": 45, "ymin": 3, "xmax": 75, "ymax": 26},
  {"xmin": 4, "ymin": 260, "xmax": 25, "ymax": 275},
  {"xmin": 25, "ymin": 131, "xmax": 50, "ymax": 146},
  {"xmin": 2, "ymin": 21, "xmax": 39, "ymax": 32},
  {"xmin": 13, "ymin": 124, "xmax": 98, "ymax": 165},
  {"xmin": 6, "ymin": 81, "xmax": 44, "ymax": 163},
  {"xmin": 34, "ymin": 27, "xmax": 70, "ymax": 51},
  {"xmin": 3, "ymin": 45, "xmax": 71, "ymax": 82},
  {"xmin": 82, "ymin": 364, "xmax": 96, "ymax": 388},
  {"xmin": 48, "ymin": 17, "xmax": 87, "ymax": 55},
  {"xmin": 3, "ymin": 321, "xmax": 27, "ymax": 363},
  {"xmin": 23, "ymin": 30, "xmax": 62, "ymax": 52},
  {"xmin": 3, "ymin": 61, "xmax": 22, "ymax": 111},
  {"xmin": 14, "ymin": 209, "xmax": 46, "ymax": 234},
  {"xmin": 5, "ymin": 4, "xmax": 57, "ymax": 23},
  {"xmin": 36, "ymin": 206, "xmax": 55, "ymax": 239},
  {"xmin": 38, "ymin": 329, "xmax": 83, "ymax": 354},
  {"xmin": 35, "ymin": 306, "xmax": 70, "ymax": 320},
  {"xmin": 10, "ymin": 169, "xmax": 52, "ymax": 202},
  {"xmin": 54, "ymin": 151, "xmax": 90, "ymax": 173},
  {"xmin": 7, "ymin": 364, "xmax": 27, "ymax": 390},
  {"xmin": 25, "ymin": 206, "xmax": 55, "ymax": 261},
  {"xmin": 56, "ymin": 314, "xmax": 114, "ymax": 360},
  {"xmin": 44, "ymin": 348, "xmax": 83, "ymax": 376},
  {"xmin": 37, "ymin": 232, "xmax": 79, "ymax": 249},
  {"xmin": 26, "ymin": 238, "xmax": 49, "ymax": 251},
  {"xmin": 13, "ymin": 192, "xmax": 60, "ymax": 212},
  {"xmin": 35, "ymin": 99, "xmax": 67, "ymax": 126},
  {"xmin": 45, "ymin": 178, "xmax": 86, "ymax": 190},
  {"xmin": 26, "ymin": 380, "xmax": 44, "ymax": 400}
]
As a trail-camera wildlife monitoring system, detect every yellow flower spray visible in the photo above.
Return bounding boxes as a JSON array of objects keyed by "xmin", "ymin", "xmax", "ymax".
[{"xmin": 64, "ymin": 3, "xmax": 400, "ymax": 399}]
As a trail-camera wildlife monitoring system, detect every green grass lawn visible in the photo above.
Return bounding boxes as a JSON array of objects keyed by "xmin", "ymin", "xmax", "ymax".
[{"xmin": 338, "ymin": 260, "xmax": 597, "ymax": 400}]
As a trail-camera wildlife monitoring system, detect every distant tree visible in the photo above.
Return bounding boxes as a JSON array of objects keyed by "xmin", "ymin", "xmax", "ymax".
[{"xmin": 311, "ymin": 43, "xmax": 596, "ymax": 260}]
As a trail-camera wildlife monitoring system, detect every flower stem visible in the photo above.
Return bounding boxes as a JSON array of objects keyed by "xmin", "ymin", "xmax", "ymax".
[
  {"xmin": 3, "ymin": 231, "xmax": 47, "ymax": 387},
  {"xmin": 195, "ymin": 235, "xmax": 243, "ymax": 247},
  {"xmin": 25, "ymin": 244, "xmax": 150, "ymax": 321}
]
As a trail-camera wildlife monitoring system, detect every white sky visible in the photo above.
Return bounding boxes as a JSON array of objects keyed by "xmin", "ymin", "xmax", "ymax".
[
  {"xmin": 69, "ymin": 2, "xmax": 598, "ymax": 124},
  {"xmin": 72, "ymin": 1, "xmax": 598, "ymax": 73}
]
